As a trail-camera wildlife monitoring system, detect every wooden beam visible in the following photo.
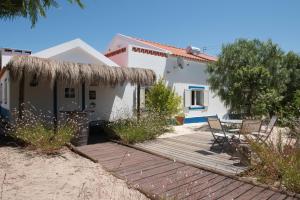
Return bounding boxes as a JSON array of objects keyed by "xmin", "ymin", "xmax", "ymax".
[
  {"xmin": 18, "ymin": 67, "xmax": 25, "ymax": 119},
  {"xmin": 53, "ymin": 79, "xmax": 58, "ymax": 131},
  {"xmin": 82, "ymin": 82, "xmax": 85, "ymax": 111},
  {"xmin": 137, "ymin": 84, "xmax": 141, "ymax": 119}
]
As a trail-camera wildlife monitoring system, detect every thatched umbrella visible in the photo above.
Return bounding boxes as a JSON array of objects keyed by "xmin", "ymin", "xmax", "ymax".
[{"xmin": 5, "ymin": 55, "xmax": 156, "ymax": 86}]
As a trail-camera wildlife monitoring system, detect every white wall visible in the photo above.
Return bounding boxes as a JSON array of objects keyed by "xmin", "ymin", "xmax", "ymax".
[
  {"xmin": 51, "ymin": 47, "xmax": 104, "ymax": 64},
  {"xmin": 1, "ymin": 55, "xmax": 12, "ymax": 68},
  {"xmin": 128, "ymin": 45, "xmax": 167, "ymax": 79},
  {"xmin": 86, "ymin": 84, "xmax": 135, "ymax": 122},
  {"xmin": 107, "ymin": 49, "xmax": 129, "ymax": 67},
  {"xmin": 117, "ymin": 42, "xmax": 229, "ymax": 121},
  {"xmin": 164, "ymin": 57, "xmax": 227, "ymax": 118},
  {"xmin": 0, "ymin": 71, "xmax": 10, "ymax": 111}
]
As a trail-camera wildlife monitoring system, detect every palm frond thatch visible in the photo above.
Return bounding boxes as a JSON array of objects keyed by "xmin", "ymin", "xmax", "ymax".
[{"xmin": 5, "ymin": 55, "xmax": 156, "ymax": 86}]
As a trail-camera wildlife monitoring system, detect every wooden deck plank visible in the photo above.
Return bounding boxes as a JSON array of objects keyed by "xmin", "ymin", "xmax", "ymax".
[
  {"xmin": 235, "ymin": 186, "xmax": 266, "ymax": 200},
  {"xmin": 251, "ymin": 189, "xmax": 276, "ymax": 200},
  {"xmin": 210, "ymin": 180, "xmax": 245, "ymax": 199},
  {"xmin": 135, "ymin": 133, "xmax": 247, "ymax": 175},
  {"xmin": 140, "ymin": 139, "xmax": 238, "ymax": 165},
  {"xmin": 141, "ymin": 166, "xmax": 202, "ymax": 193},
  {"xmin": 134, "ymin": 165, "xmax": 192, "ymax": 186},
  {"xmin": 137, "ymin": 144, "xmax": 245, "ymax": 175},
  {"xmin": 154, "ymin": 170, "xmax": 214, "ymax": 197},
  {"xmin": 74, "ymin": 141, "xmax": 294, "ymax": 200},
  {"xmin": 218, "ymin": 183, "xmax": 254, "ymax": 200},
  {"xmin": 197, "ymin": 178, "xmax": 236, "ymax": 199},
  {"xmin": 120, "ymin": 160, "xmax": 173, "ymax": 177},
  {"xmin": 136, "ymin": 143, "xmax": 236, "ymax": 169},
  {"xmin": 268, "ymin": 192, "xmax": 289, "ymax": 200},
  {"xmin": 168, "ymin": 174, "xmax": 225, "ymax": 199},
  {"xmin": 126, "ymin": 162, "xmax": 184, "ymax": 182}
]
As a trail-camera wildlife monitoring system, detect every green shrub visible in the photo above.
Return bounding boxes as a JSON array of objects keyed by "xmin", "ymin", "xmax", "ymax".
[
  {"xmin": 14, "ymin": 122, "xmax": 75, "ymax": 153},
  {"xmin": 8, "ymin": 107, "xmax": 79, "ymax": 153},
  {"xmin": 146, "ymin": 79, "xmax": 181, "ymax": 119},
  {"xmin": 109, "ymin": 112, "xmax": 169, "ymax": 144},
  {"xmin": 247, "ymin": 132, "xmax": 300, "ymax": 193}
]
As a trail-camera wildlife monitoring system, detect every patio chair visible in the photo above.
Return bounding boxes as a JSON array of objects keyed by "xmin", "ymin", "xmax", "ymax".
[
  {"xmin": 257, "ymin": 116, "xmax": 277, "ymax": 143},
  {"xmin": 207, "ymin": 117, "xmax": 239, "ymax": 148},
  {"xmin": 239, "ymin": 119, "xmax": 261, "ymax": 143}
]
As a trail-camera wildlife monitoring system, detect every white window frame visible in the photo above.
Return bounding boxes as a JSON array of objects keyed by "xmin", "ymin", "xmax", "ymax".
[{"xmin": 184, "ymin": 87, "xmax": 209, "ymax": 109}]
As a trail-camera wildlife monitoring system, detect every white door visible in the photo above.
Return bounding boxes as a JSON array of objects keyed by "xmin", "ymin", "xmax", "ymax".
[{"xmin": 58, "ymin": 83, "xmax": 80, "ymax": 111}]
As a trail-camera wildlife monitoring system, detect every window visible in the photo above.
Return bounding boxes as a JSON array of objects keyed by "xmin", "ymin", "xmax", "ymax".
[
  {"xmin": 184, "ymin": 87, "xmax": 209, "ymax": 109},
  {"xmin": 191, "ymin": 90, "xmax": 203, "ymax": 106},
  {"xmin": 64, "ymin": 88, "xmax": 75, "ymax": 98},
  {"xmin": 4, "ymin": 79, "xmax": 7, "ymax": 104},
  {"xmin": 89, "ymin": 90, "xmax": 96, "ymax": 100}
]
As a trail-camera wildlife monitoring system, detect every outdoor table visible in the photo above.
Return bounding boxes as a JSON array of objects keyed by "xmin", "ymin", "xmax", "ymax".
[
  {"xmin": 220, "ymin": 119, "xmax": 243, "ymax": 124},
  {"xmin": 220, "ymin": 119, "xmax": 243, "ymax": 135}
]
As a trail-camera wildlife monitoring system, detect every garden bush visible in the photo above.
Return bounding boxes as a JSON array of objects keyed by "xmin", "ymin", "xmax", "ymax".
[
  {"xmin": 108, "ymin": 112, "xmax": 169, "ymax": 144},
  {"xmin": 146, "ymin": 78, "xmax": 181, "ymax": 119},
  {"xmin": 7, "ymin": 107, "xmax": 80, "ymax": 153}
]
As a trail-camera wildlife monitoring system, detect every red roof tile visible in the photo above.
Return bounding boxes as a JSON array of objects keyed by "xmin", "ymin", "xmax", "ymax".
[{"xmin": 135, "ymin": 38, "xmax": 217, "ymax": 62}]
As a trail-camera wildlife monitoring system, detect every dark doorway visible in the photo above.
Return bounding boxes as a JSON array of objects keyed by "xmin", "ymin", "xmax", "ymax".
[{"xmin": 87, "ymin": 121, "xmax": 112, "ymax": 144}]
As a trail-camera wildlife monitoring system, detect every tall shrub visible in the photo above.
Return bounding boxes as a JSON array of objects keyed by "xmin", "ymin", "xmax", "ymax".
[
  {"xmin": 207, "ymin": 39, "xmax": 288, "ymax": 117},
  {"xmin": 146, "ymin": 79, "xmax": 181, "ymax": 118}
]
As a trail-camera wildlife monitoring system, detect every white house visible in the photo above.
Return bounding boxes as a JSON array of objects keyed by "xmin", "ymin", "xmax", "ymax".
[
  {"xmin": 105, "ymin": 34, "xmax": 228, "ymax": 123},
  {"xmin": 0, "ymin": 35, "xmax": 228, "ymax": 126},
  {"xmin": 0, "ymin": 39, "xmax": 155, "ymax": 124}
]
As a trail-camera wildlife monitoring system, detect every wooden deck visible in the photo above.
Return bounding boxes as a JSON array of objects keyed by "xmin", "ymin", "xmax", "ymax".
[
  {"xmin": 135, "ymin": 131, "xmax": 247, "ymax": 175},
  {"xmin": 76, "ymin": 142, "xmax": 296, "ymax": 200}
]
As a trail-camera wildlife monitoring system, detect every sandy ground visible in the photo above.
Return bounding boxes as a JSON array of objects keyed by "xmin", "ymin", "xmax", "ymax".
[
  {"xmin": 0, "ymin": 147, "xmax": 148, "ymax": 200},
  {"xmin": 159, "ymin": 123, "xmax": 207, "ymax": 139}
]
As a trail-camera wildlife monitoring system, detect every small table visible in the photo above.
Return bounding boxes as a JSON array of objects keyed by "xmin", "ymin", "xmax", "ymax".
[{"xmin": 221, "ymin": 119, "xmax": 243, "ymax": 135}]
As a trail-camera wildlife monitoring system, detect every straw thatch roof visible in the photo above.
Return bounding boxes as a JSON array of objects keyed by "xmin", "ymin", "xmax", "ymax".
[{"xmin": 5, "ymin": 55, "xmax": 156, "ymax": 86}]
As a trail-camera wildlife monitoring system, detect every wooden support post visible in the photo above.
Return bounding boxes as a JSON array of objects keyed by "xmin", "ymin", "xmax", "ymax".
[
  {"xmin": 53, "ymin": 79, "xmax": 58, "ymax": 132},
  {"xmin": 137, "ymin": 84, "xmax": 141, "ymax": 120},
  {"xmin": 82, "ymin": 82, "xmax": 85, "ymax": 111},
  {"xmin": 18, "ymin": 68, "xmax": 25, "ymax": 119}
]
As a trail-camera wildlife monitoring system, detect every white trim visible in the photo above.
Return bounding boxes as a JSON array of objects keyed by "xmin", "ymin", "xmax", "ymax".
[{"xmin": 108, "ymin": 34, "xmax": 171, "ymax": 54}]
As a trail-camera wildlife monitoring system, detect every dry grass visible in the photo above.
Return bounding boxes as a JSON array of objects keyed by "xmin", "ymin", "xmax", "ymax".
[
  {"xmin": 245, "ymin": 132, "xmax": 300, "ymax": 193},
  {"xmin": 5, "ymin": 55, "xmax": 156, "ymax": 86}
]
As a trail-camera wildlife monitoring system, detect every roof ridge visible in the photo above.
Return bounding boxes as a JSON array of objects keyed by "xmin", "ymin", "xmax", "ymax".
[
  {"xmin": 133, "ymin": 36, "xmax": 216, "ymax": 59},
  {"xmin": 134, "ymin": 37, "xmax": 186, "ymax": 50}
]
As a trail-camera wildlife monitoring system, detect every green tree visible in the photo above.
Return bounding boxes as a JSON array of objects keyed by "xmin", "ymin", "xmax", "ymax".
[
  {"xmin": 146, "ymin": 79, "xmax": 181, "ymax": 118},
  {"xmin": 207, "ymin": 39, "xmax": 288, "ymax": 117},
  {"xmin": 282, "ymin": 52, "xmax": 300, "ymax": 105},
  {"xmin": 0, "ymin": 0, "xmax": 84, "ymax": 27}
]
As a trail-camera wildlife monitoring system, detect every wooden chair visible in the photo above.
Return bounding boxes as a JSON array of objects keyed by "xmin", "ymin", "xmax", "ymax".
[{"xmin": 207, "ymin": 117, "xmax": 239, "ymax": 148}]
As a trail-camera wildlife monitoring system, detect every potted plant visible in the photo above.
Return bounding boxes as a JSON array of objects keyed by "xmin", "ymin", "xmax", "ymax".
[{"xmin": 175, "ymin": 112, "xmax": 185, "ymax": 125}]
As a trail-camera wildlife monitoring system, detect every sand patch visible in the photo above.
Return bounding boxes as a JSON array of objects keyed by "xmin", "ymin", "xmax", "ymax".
[{"xmin": 0, "ymin": 147, "xmax": 148, "ymax": 200}]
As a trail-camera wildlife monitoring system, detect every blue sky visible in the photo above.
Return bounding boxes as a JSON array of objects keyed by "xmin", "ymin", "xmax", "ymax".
[{"xmin": 0, "ymin": 0, "xmax": 299, "ymax": 55}]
